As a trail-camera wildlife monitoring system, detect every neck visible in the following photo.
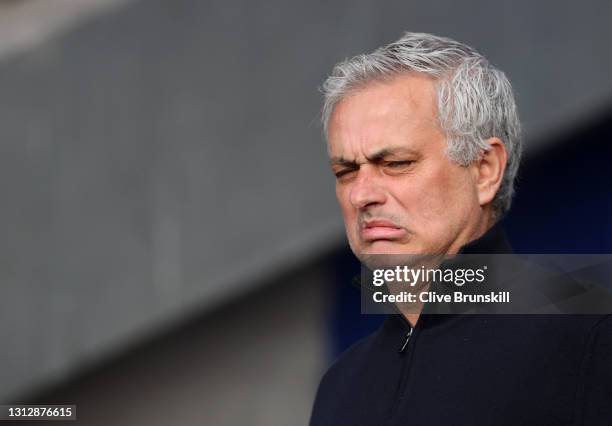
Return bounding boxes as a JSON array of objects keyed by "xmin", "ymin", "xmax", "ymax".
[{"xmin": 447, "ymin": 207, "xmax": 496, "ymax": 255}]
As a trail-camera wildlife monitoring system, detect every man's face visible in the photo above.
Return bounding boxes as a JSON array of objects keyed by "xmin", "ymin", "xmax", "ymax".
[{"xmin": 327, "ymin": 73, "xmax": 483, "ymax": 260}]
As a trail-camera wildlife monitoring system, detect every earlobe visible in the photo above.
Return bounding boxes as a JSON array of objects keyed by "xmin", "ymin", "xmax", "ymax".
[{"xmin": 476, "ymin": 138, "xmax": 507, "ymax": 206}]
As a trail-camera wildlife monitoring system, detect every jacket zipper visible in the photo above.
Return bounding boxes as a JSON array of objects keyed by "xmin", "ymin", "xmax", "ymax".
[
  {"xmin": 388, "ymin": 320, "xmax": 419, "ymax": 423},
  {"xmin": 398, "ymin": 327, "xmax": 413, "ymax": 353}
]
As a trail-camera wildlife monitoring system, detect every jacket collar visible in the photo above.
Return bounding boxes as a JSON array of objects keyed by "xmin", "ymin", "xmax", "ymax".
[
  {"xmin": 460, "ymin": 221, "xmax": 514, "ymax": 255},
  {"xmin": 385, "ymin": 222, "xmax": 514, "ymax": 331}
]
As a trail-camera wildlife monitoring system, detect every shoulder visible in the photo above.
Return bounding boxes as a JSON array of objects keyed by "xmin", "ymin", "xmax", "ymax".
[
  {"xmin": 504, "ymin": 314, "xmax": 611, "ymax": 349},
  {"xmin": 485, "ymin": 313, "xmax": 611, "ymax": 335},
  {"xmin": 315, "ymin": 328, "xmax": 380, "ymax": 394},
  {"xmin": 580, "ymin": 314, "xmax": 612, "ymax": 364},
  {"xmin": 575, "ymin": 315, "xmax": 612, "ymax": 424}
]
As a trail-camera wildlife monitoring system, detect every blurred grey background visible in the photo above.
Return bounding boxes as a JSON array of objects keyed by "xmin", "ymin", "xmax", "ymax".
[{"xmin": 1, "ymin": 0, "xmax": 611, "ymax": 425}]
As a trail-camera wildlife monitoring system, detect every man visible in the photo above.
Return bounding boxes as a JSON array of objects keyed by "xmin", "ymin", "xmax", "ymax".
[{"xmin": 310, "ymin": 32, "xmax": 611, "ymax": 426}]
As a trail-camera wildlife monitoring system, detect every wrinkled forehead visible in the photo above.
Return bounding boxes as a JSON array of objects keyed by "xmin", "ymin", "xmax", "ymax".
[{"xmin": 326, "ymin": 75, "xmax": 443, "ymax": 160}]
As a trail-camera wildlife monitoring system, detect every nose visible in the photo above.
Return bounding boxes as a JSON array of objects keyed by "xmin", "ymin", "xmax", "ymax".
[{"xmin": 349, "ymin": 167, "xmax": 387, "ymax": 209}]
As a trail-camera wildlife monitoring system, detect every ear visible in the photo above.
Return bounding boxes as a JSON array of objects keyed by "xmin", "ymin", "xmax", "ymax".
[{"xmin": 472, "ymin": 137, "xmax": 507, "ymax": 207}]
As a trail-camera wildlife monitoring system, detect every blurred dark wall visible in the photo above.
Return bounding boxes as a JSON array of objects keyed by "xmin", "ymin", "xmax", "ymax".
[
  {"xmin": 505, "ymin": 111, "xmax": 612, "ymax": 253},
  {"xmin": 10, "ymin": 259, "xmax": 331, "ymax": 426}
]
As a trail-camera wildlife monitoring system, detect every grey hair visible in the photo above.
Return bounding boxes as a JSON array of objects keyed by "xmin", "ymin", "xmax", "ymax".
[{"xmin": 321, "ymin": 32, "xmax": 522, "ymax": 217}]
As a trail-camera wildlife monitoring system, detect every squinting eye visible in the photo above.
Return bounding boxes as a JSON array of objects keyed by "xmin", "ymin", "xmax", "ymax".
[
  {"xmin": 334, "ymin": 169, "xmax": 355, "ymax": 179},
  {"xmin": 386, "ymin": 160, "xmax": 414, "ymax": 168}
]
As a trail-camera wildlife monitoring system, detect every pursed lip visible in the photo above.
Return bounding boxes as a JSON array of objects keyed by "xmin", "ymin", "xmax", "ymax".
[{"xmin": 361, "ymin": 219, "xmax": 407, "ymax": 241}]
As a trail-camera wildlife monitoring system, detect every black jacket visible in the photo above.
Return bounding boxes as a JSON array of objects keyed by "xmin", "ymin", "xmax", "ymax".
[{"xmin": 310, "ymin": 226, "xmax": 612, "ymax": 426}]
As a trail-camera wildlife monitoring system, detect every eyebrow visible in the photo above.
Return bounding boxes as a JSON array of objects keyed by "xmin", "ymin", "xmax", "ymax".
[{"xmin": 330, "ymin": 147, "xmax": 420, "ymax": 166}]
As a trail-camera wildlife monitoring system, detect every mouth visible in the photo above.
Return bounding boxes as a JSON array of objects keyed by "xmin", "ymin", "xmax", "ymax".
[{"xmin": 361, "ymin": 219, "xmax": 407, "ymax": 242}]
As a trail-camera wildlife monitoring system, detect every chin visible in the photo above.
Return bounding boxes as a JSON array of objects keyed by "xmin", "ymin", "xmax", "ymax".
[
  {"xmin": 363, "ymin": 240, "xmax": 416, "ymax": 255},
  {"xmin": 355, "ymin": 241, "xmax": 409, "ymax": 268}
]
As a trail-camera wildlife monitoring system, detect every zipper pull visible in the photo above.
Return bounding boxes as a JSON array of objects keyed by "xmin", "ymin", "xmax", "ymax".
[{"xmin": 398, "ymin": 327, "xmax": 413, "ymax": 353}]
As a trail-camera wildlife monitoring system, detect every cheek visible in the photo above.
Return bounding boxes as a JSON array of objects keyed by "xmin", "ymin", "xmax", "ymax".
[
  {"xmin": 396, "ymin": 163, "xmax": 474, "ymax": 224},
  {"xmin": 336, "ymin": 184, "xmax": 349, "ymax": 212},
  {"xmin": 336, "ymin": 185, "xmax": 356, "ymax": 224},
  {"xmin": 336, "ymin": 187, "xmax": 360, "ymax": 250}
]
